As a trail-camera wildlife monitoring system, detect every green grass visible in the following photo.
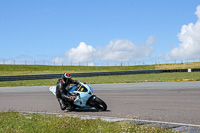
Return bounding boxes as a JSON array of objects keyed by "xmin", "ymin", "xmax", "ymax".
[
  {"xmin": 0, "ymin": 65, "xmax": 155, "ymax": 76},
  {"xmin": 1, "ymin": 62, "xmax": 200, "ymax": 76},
  {"xmin": 1, "ymin": 64, "xmax": 200, "ymax": 87},
  {"xmin": 1, "ymin": 72, "xmax": 200, "ymax": 87},
  {"xmin": 0, "ymin": 112, "xmax": 176, "ymax": 133},
  {"xmin": 76, "ymin": 72, "xmax": 200, "ymax": 84}
]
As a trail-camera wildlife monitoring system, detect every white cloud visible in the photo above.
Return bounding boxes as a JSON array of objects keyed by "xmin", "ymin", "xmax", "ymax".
[
  {"xmin": 166, "ymin": 5, "xmax": 200, "ymax": 60},
  {"xmin": 51, "ymin": 57, "xmax": 64, "ymax": 64},
  {"xmin": 65, "ymin": 42, "xmax": 96, "ymax": 63},
  {"xmin": 100, "ymin": 39, "xmax": 138, "ymax": 61},
  {"xmin": 99, "ymin": 37, "xmax": 154, "ymax": 61},
  {"xmin": 65, "ymin": 37, "xmax": 155, "ymax": 63},
  {"xmin": 195, "ymin": 5, "xmax": 200, "ymax": 19},
  {"xmin": 88, "ymin": 62, "xmax": 95, "ymax": 66}
]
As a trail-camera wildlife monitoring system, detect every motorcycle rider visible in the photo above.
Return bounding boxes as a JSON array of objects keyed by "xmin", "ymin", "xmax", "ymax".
[{"xmin": 56, "ymin": 72, "xmax": 80, "ymax": 110}]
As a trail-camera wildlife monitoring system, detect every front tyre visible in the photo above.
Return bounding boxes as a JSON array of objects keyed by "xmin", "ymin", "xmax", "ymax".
[{"xmin": 93, "ymin": 97, "xmax": 107, "ymax": 111}]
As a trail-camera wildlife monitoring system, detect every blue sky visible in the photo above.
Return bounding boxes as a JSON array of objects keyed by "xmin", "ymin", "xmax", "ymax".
[{"xmin": 1, "ymin": 0, "xmax": 200, "ymax": 65}]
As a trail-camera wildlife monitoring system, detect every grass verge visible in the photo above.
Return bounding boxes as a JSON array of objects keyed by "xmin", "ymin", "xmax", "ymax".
[
  {"xmin": 0, "ymin": 65, "xmax": 155, "ymax": 76},
  {"xmin": 1, "ymin": 62, "xmax": 200, "ymax": 75},
  {"xmin": 1, "ymin": 72, "xmax": 200, "ymax": 87},
  {"xmin": 0, "ymin": 112, "xmax": 175, "ymax": 133}
]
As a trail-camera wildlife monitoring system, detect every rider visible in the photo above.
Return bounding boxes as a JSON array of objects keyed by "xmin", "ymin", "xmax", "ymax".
[{"xmin": 56, "ymin": 72, "xmax": 80, "ymax": 110}]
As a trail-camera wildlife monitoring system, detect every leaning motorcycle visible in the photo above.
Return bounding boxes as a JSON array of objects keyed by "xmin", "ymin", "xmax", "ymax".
[{"xmin": 49, "ymin": 82, "xmax": 107, "ymax": 111}]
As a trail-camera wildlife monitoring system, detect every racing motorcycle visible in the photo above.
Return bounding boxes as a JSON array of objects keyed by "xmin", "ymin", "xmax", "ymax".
[{"xmin": 49, "ymin": 82, "xmax": 107, "ymax": 111}]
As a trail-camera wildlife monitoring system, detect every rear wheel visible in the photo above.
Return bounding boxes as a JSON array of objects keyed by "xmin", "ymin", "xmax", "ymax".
[{"xmin": 93, "ymin": 97, "xmax": 107, "ymax": 111}]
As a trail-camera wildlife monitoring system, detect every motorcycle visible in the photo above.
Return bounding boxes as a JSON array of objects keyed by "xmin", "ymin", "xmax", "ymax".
[{"xmin": 49, "ymin": 82, "xmax": 107, "ymax": 111}]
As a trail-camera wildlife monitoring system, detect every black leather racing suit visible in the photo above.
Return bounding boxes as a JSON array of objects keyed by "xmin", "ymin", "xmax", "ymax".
[{"xmin": 56, "ymin": 78, "xmax": 80, "ymax": 110}]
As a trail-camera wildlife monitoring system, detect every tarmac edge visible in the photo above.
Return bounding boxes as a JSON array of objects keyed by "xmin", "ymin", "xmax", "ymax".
[{"xmin": 20, "ymin": 111, "xmax": 200, "ymax": 133}]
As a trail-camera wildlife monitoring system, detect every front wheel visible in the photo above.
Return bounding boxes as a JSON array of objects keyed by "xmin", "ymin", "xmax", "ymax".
[{"xmin": 93, "ymin": 97, "xmax": 107, "ymax": 111}]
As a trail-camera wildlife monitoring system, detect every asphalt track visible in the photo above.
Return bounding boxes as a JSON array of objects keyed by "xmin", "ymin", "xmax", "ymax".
[{"xmin": 0, "ymin": 81, "xmax": 200, "ymax": 126}]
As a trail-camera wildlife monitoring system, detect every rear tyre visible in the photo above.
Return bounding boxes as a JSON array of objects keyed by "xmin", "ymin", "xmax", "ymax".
[{"xmin": 93, "ymin": 97, "xmax": 107, "ymax": 111}]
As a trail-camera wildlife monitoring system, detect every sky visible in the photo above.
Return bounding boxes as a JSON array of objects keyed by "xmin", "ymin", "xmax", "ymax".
[{"xmin": 0, "ymin": 0, "xmax": 200, "ymax": 66}]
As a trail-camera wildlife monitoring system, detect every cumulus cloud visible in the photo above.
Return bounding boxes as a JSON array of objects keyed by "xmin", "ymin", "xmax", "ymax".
[
  {"xmin": 166, "ymin": 5, "xmax": 200, "ymax": 60},
  {"xmin": 65, "ymin": 42, "xmax": 96, "ymax": 63},
  {"xmin": 65, "ymin": 37, "xmax": 155, "ymax": 63},
  {"xmin": 51, "ymin": 57, "xmax": 64, "ymax": 64},
  {"xmin": 100, "ymin": 39, "xmax": 138, "ymax": 61},
  {"xmin": 99, "ymin": 37, "xmax": 154, "ymax": 61}
]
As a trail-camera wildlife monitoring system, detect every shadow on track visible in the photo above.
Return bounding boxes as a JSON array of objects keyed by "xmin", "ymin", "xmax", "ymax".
[{"xmin": 66, "ymin": 108, "xmax": 111, "ymax": 112}]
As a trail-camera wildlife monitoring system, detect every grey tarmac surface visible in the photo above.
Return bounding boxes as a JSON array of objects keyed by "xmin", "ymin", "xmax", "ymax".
[{"xmin": 0, "ymin": 81, "xmax": 200, "ymax": 125}]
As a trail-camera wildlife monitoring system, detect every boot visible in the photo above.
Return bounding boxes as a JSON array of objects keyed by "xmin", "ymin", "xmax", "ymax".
[{"xmin": 58, "ymin": 98, "xmax": 66, "ymax": 110}]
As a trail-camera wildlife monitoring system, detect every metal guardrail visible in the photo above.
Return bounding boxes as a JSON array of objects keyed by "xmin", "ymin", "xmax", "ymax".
[
  {"xmin": 0, "ymin": 70, "xmax": 163, "ymax": 82},
  {"xmin": 0, "ymin": 68, "xmax": 200, "ymax": 82},
  {"xmin": 163, "ymin": 69, "xmax": 188, "ymax": 73},
  {"xmin": 163, "ymin": 68, "xmax": 200, "ymax": 73}
]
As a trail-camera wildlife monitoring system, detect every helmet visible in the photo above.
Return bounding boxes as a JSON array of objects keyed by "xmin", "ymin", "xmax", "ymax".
[{"xmin": 62, "ymin": 72, "xmax": 72, "ymax": 83}]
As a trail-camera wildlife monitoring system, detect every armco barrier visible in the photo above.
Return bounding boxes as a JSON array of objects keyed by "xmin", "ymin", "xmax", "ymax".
[
  {"xmin": 0, "ymin": 70, "xmax": 163, "ymax": 82},
  {"xmin": 163, "ymin": 68, "xmax": 200, "ymax": 73},
  {"xmin": 0, "ymin": 74, "xmax": 61, "ymax": 82},
  {"xmin": 162, "ymin": 69, "xmax": 188, "ymax": 73},
  {"xmin": 1, "ymin": 68, "xmax": 200, "ymax": 82},
  {"xmin": 191, "ymin": 68, "xmax": 200, "ymax": 72}
]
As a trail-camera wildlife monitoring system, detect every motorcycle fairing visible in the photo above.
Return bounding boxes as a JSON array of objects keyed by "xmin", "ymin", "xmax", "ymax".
[
  {"xmin": 49, "ymin": 86, "xmax": 56, "ymax": 96},
  {"xmin": 69, "ymin": 84, "xmax": 93, "ymax": 107}
]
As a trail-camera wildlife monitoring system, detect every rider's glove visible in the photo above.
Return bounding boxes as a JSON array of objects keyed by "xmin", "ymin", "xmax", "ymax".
[{"xmin": 70, "ymin": 96, "xmax": 76, "ymax": 101}]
